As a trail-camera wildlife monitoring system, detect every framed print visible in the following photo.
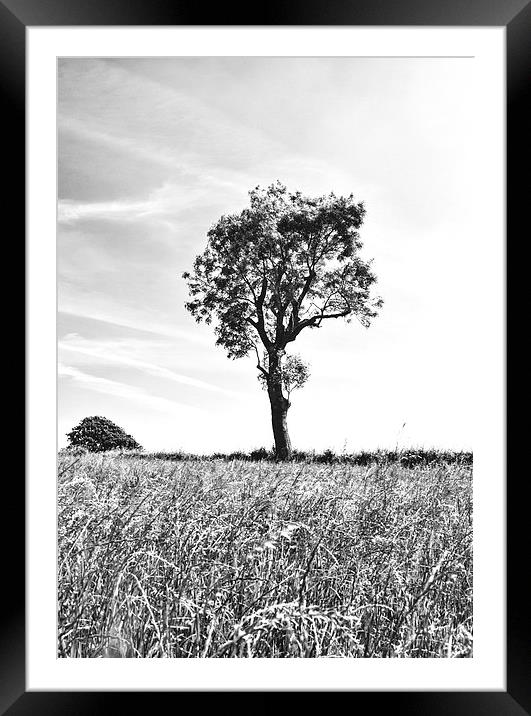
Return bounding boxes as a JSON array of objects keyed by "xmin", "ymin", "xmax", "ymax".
[{"xmin": 6, "ymin": 0, "xmax": 528, "ymax": 713}]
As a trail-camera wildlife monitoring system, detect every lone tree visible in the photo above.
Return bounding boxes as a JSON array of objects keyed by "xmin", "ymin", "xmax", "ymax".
[
  {"xmin": 66, "ymin": 416, "xmax": 142, "ymax": 453},
  {"xmin": 183, "ymin": 182, "xmax": 383, "ymax": 459}
]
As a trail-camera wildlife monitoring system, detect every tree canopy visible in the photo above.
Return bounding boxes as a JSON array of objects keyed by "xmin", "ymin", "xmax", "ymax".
[
  {"xmin": 66, "ymin": 416, "xmax": 142, "ymax": 453},
  {"xmin": 183, "ymin": 182, "xmax": 383, "ymax": 371}
]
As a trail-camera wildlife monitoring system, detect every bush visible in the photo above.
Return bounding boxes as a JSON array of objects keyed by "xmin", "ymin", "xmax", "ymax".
[
  {"xmin": 249, "ymin": 447, "xmax": 273, "ymax": 461},
  {"xmin": 66, "ymin": 416, "xmax": 142, "ymax": 453}
]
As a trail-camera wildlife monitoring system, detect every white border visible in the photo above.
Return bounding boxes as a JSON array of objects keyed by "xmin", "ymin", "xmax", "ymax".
[{"xmin": 27, "ymin": 26, "xmax": 505, "ymax": 691}]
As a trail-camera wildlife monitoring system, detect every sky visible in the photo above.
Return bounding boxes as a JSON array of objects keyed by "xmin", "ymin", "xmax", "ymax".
[{"xmin": 58, "ymin": 57, "xmax": 481, "ymax": 454}]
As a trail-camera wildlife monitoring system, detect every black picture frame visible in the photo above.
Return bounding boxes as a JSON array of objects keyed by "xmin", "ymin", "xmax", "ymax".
[{"xmin": 6, "ymin": 0, "xmax": 527, "ymax": 713}]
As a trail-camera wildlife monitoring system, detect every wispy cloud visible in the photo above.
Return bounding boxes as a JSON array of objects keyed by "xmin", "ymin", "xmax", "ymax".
[
  {"xmin": 58, "ymin": 363, "xmax": 202, "ymax": 416},
  {"xmin": 57, "ymin": 157, "xmax": 358, "ymax": 228},
  {"xmin": 58, "ymin": 59, "xmax": 355, "ymax": 219},
  {"xmin": 59, "ymin": 116, "xmax": 184, "ymax": 172},
  {"xmin": 59, "ymin": 333, "xmax": 239, "ymax": 397},
  {"xmin": 58, "ymin": 181, "xmax": 208, "ymax": 225},
  {"xmin": 58, "ymin": 307, "xmax": 210, "ymax": 345},
  {"xmin": 58, "ymin": 59, "xmax": 286, "ymax": 172},
  {"xmin": 59, "ymin": 198, "xmax": 161, "ymax": 224}
]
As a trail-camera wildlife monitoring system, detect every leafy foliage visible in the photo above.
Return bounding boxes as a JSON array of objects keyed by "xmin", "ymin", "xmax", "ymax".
[
  {"xmin": 183, "ymin": 182, "xmax": 383, "ymax": 363},
  {"xmin": 66, "ymin": 416, "xmax": 142, "ymax": 453},
  {"xmin": 258, "ymin": 352, "xmax": 310, "ymax": 398}
]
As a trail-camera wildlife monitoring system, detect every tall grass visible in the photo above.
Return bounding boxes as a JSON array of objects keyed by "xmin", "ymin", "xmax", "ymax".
[{"xmin": 58, "ymin": 454, "xmax": 472, "ymax": 658}]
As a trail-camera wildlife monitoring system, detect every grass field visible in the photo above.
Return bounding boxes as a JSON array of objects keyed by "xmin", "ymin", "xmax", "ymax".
[{"xmin": 58, "ymin": 452, "xmax": 473, "ymax": 658}]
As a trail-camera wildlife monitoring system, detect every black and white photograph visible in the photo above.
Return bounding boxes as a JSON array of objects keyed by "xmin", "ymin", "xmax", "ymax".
[
  {"xmin": 54, "ymin": 49, "xmax": 492, "ymax": 663},
  {"xmin": 2, "ymin": 0, "xmax": 524, "ymax": 705},
  {"xmin": 10, "ymin": 15, "xmax": 514, "ymax": 700}
]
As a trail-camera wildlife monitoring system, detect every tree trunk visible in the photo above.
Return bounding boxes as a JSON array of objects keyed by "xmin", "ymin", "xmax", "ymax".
[{"xmin": 267, "ymin": 352, "xmax": 292, "ymax": 460}]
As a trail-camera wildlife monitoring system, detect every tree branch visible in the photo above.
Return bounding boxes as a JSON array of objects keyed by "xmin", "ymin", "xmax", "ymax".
[
  {"xmin": 253, "ymin": 344, "xmax": 269, "ymax": 378},
  {"xmin": 251, "ymin": 275, "xmax": 273, "ymax": 350},
  {"xmin": 284, "ymin": 305, "xmax": 352, "ymax": 344}
]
